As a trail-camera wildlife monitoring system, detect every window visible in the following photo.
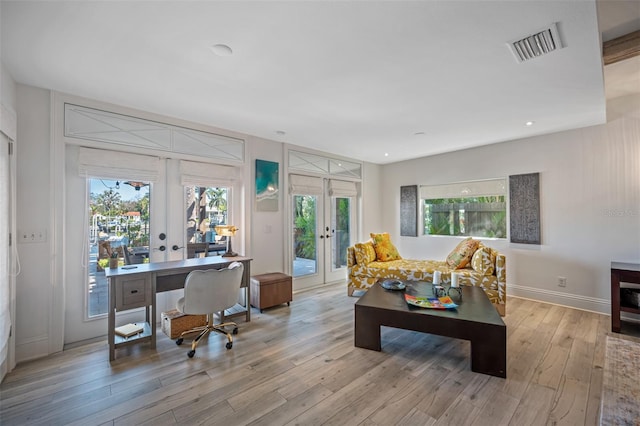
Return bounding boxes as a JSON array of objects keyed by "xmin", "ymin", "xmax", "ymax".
[
  {"xmin": 421, "ymin": 179, "xmax": 507, "ymax": 238},
  {"xmin": 88, "ymin": 178, "xmax": 150, "ymax": 317},
  {"xmin": 185, "ymin": 186, "xmax": 229, "ymax": 244},
  {"xmin": 65, "ymin": 103, "xmax": 245, "ymax": 162}
]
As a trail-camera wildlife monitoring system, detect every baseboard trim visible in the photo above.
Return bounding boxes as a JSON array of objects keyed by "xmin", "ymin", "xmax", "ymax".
[
  {"xmin": 0, "ymin": 358, "xmax": 7, "ymax": 384},
  {"xmin": 294, "ymin": 280, "xmax": 343, "ymax": 295},
  {"xmin": 507, "ymin": 283, "xmax": 611, "ymax": 315},
  {"xmin": 15, "ymin": 334, "xmax": 50, "ymax": 363}
]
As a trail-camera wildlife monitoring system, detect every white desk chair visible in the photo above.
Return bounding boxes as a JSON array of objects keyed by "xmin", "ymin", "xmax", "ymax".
[{"xmin": 175, "ymin": 262, "xmax": 244, "ymax": 358}]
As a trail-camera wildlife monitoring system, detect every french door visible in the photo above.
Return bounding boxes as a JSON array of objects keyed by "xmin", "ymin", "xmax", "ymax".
[
  {"xmin": 58, "ymin": 100, "xmax": 245, "ymax": 346},
  {"xmin": 65, "ymin": 149, "xmax": 241, "ymax": 343},
  {"xmin": 291, "ymin": 177, "xmax": 356, "ymax": 290},
  {"xmin": 64, "ymin": 150, "xmax": 184, "ymax": 343}
]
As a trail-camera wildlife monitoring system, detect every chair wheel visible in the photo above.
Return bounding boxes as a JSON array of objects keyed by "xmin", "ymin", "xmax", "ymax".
[
  {"xmin": 226, "ymin": 341, "xmax": 233, "ymax": 349},
  {"xmin": 187, "ymin": 350, "xmax": 195, "ymax": 358},
  {"xmin": 176, "ymin": 338, "xmax": 183, "ymax": 346},
  {"xmin": 232, "ymin": 328, "xmax": 238, "ymax": 335}
]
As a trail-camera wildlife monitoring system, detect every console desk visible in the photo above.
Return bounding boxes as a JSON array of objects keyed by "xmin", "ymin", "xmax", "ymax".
[
  {"xmin": 105, "ymin": 256, "xmax": 252, "ymax": 361},
  {"xmin": 611, "ymin": 261, "xmax": 640, "ymax": 333}
]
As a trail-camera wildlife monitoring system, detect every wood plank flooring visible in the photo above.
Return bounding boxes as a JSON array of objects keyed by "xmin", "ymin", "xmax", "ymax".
[{"xmin": 0, "ymin": 283, "xmax": 619, "ymax": 425}]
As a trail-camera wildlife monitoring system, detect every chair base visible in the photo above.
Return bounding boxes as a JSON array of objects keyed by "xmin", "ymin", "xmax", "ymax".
[{"xmin": 176, "ymin": 313, "xmax": 238, "ymax": 357}]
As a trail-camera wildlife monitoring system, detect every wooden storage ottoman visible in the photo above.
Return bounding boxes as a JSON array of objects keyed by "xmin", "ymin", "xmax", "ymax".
[
  {"xmin": 250, "ymin": 273, "xmax": 292, "ymax": 312},
  {"xmin": 161, "ymin": 309, "xmax": 207, "ymax": 339}
]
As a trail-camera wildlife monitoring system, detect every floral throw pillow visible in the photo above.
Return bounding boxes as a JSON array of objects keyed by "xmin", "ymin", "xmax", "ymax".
[
  {"xmin": 471, "ymin": 244, "xmax": 497, "ymax": 275},
  {"xmin": 446, "ymin": 237, "xmax": 480, "ymax": 269},
  {"xmin": 354, "ymin": 242, "xmax": 376, "ymax": 265},
  {"xmin": 370, "ymin": 233, "xmax": 402, "ymax": 262}
]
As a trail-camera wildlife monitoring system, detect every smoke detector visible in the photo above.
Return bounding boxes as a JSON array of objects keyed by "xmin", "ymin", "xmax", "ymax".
[{"xmin": 508, "ymin": 23, "xmax": 563, "ymax": 63}]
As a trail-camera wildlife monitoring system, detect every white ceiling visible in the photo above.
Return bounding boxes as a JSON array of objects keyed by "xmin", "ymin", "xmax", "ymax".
[{"xmin": 0, "ymin": 1, "xmax": 635, "ymax": 164}]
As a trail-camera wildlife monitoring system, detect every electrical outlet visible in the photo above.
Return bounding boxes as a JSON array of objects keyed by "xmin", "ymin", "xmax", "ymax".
[{"xmin": 558, "ymin": 276, "xmax": 567, "ymax": 287}]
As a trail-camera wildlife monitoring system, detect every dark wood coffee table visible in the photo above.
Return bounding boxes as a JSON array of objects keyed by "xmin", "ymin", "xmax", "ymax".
[{"xmin": 355, "ymin": 281, "xmax": 506, "ymax": 377}]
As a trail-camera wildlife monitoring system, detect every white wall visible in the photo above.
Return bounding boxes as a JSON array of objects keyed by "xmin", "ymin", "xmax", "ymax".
[
  {"xmin": 1, "ymin": 62, "xmax": 16, "ymax": 108},
  {"xmin": 361, "ymin": 162, "xmax": 383, "ymax": 239},
  {"xmin": 381, "ymin": 94, "xmax": 640, "ymax": 314},
  {"xmin": 247, "ymin": 136, "xmax": 286, "ymax": 275},
  {"xmin": 14, "ymin": 84, "xmax": 55, "ymax": 361}
]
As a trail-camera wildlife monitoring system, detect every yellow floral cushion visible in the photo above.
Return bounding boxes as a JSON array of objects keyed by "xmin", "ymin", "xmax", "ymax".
[
  {"xmin": 446, "ymin": 237, "xmax": 480, "ymax": 269},
  {"xmin": 354, "ymin": 241, "xmax": 376, "ymax": 265},
  {"xmin": 370, "ymin": 232, "xmax": 402, "ymax": 262},
  {"xmin": 471, "ymin": 245, "xmax": 497, "ymax": 275}
]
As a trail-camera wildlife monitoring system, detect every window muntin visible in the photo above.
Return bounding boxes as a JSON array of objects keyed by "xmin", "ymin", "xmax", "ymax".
[
  {"xmin": 288, "ymin": 150, "xmax": 362, "ymax": 179},
  {"xmin": 66, "ymin": 103, "xmax": 245, "ymax": 162}
]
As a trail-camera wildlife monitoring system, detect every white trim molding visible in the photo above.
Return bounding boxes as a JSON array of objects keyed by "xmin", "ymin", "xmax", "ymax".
[{"xmin": 507, "ymin": 283, "xmax": 611, "ymax": 315}]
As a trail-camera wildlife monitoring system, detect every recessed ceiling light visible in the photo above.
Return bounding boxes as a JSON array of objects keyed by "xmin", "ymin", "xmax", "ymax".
[
  {"xmin": 276, "ymin": 130, "xmax": 286, "ymax": 136},
  {"xmin": 384, "ymin": 153, "xmax": 389, "ymax": 157},
  {"xmin": 525, "ymin": 121, "xmax": 534, "ymax": 126},
  {"xmin": 210, "ymin": 44, "xmax": 233, "ymax": 56}
]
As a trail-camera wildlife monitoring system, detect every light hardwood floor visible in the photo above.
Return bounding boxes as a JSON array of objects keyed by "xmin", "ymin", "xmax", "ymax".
[{"xmin": 0, "ymin": 283, "xmax": 615, "ymax": 425}]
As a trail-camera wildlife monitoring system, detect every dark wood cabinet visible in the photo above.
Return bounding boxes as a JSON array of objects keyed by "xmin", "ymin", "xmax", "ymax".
[{"xmin": 611, "ymin": 262, "xmax": 640, "ymax": 333}]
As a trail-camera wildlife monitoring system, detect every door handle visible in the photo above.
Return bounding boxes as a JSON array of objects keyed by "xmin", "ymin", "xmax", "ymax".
[
  {"xmin": 172, "ymin": 245, "xmax": 184, "ymax": 251},
  {"xmin": 153, "ymin": 245, "xmax": 166, "ymax": 252}
]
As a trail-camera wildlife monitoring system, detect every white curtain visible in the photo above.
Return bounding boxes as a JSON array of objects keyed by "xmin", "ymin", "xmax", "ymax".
[
  {"xmin": 179, "ymin": 160, "xmax": 238, "ymax": 187},
  {"xmin": 328, "ymin": 179, "xmax": 358, "ymax": 197},
  {"xmin": 77, "ymin": 147, "xmax": 161, "ymax": 182},
  {"xmin": 0, "ymin": 132, "xmax": 11, "ymax": 365},
  {"xmin": 420, "ymin": 178, "xmax": 506, "ymax": 199},
  {"xmin": 289, "ymin": 174, "xmax": 324, "ymax": 195}
]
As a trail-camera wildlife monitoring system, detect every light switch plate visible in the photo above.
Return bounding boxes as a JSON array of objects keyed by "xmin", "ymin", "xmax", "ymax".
[{"xmin": 19, "ymin": 230, "xmax": 47, "ymax": 243}]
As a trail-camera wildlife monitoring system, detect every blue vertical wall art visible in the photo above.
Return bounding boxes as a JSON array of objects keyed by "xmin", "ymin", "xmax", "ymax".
[{"xmin": 255, "ymin": 159, "xmax": 279, "ymax": 212}]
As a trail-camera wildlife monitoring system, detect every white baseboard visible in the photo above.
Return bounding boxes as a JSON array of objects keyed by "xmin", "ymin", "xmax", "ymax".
[
  {"xmin": 293, "ymin": 280, "xmax": 343, "ymax": 294},
  {"xmin": 15, "ymin": 334, "xmax": 50, "ymax": 363},
  {"xmin": 507, "ymin": 283, "xmax": 611, "ymax": 315},
  {"xmin": 0, "ymin": 358, "xmax": 7, "ymax": 383}
]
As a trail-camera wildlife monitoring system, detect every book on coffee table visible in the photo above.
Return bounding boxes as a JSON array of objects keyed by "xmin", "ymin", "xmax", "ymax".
[{"xmin": 404, "ymin": 294, "xmax": 458, "ymax": 309}]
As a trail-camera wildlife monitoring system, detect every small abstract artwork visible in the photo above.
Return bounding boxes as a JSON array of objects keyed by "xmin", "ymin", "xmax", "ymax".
[
  {"xmin": 256, "ymin": 159, "xmax": 279, "ymax": 211},
  {"xmin": 509, "ymin": 172, "xmax": 540, "ymax": 244}
]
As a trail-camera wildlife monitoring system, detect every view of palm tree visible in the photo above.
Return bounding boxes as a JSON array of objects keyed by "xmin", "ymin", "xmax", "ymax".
[{"xmin": 186, "ymin": 186, "xmax": 228, "ymax": 243}]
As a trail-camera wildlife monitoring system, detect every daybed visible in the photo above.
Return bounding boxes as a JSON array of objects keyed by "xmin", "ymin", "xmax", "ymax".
[{"xmin": 347, "ymin": 234, "xmax": 506, "ymax": 316}]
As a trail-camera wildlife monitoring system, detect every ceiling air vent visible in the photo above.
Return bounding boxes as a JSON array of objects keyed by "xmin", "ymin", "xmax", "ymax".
[{"xmin": 508, "ymin": 22, "xmax": 563, "ymax": 63}]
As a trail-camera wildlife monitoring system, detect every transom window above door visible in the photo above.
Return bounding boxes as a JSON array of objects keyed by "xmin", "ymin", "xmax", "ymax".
[{"xmin": 65, "ymin": 103, "xmax": 245, "ymax": 162}]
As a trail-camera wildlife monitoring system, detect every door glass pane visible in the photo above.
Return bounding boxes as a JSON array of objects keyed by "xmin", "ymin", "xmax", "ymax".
[
  {"xmin": 88, "ymin": 179, "xmax": 150, "ymax": 317},
  {"xmin": 185, "ymin": 186, "xmax": 229, "ymax": 257},
  {"xmin": 293, "ymin": 195, "xmax": 317, "ymax": 277},
  {"xmin": 331, "ymin": 197, "xmax": 350, "ymax": 270}
]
